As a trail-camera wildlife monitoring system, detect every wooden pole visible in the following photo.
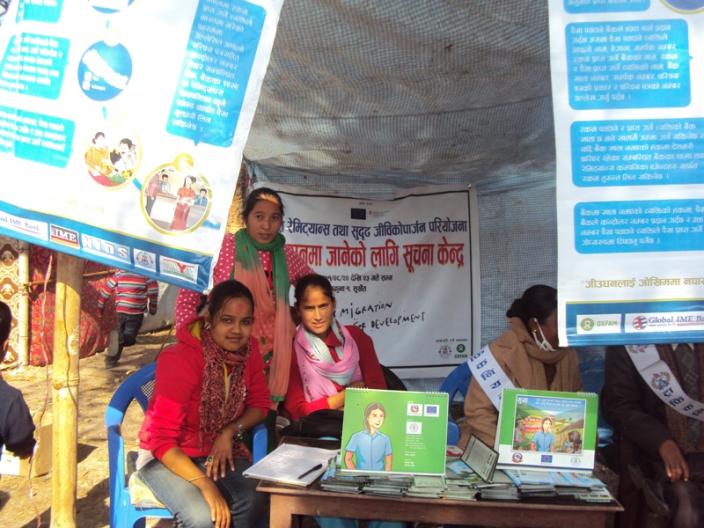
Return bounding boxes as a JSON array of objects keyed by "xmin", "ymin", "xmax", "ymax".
[{"xmin": 50, "ymin": 253, "xmax": 83, "ymax": 528}]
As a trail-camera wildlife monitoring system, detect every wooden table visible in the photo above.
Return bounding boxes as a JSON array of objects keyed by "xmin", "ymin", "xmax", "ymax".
[{"xmin": 258, "ymin": 481, "xmax": 623, "ymax": 528}]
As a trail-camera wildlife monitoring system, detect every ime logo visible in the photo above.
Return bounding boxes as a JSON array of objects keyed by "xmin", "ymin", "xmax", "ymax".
[{"xmin": 632, "ymin": 316, "xmax": 647, "ymax": 330}]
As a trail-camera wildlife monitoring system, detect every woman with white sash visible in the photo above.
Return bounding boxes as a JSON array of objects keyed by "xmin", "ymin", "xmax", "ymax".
[
  {"xmin": 460, "ymin": 285, "xmax": 582, "ymax": 448},
  {"xmin": 602, "ymin": 344, "xmax": 704, "ymax": 528}
]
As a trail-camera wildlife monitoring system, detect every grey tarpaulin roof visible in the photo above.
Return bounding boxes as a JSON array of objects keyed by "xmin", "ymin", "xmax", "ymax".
[{"xmin": 243, "ymin": 0, "xmax": 561, "ymax": 346}]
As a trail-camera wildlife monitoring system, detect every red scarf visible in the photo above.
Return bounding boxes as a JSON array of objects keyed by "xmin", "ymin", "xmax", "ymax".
[{"xmin": 199, "ymin": 328, "xmax": 250, "ymax": 460}]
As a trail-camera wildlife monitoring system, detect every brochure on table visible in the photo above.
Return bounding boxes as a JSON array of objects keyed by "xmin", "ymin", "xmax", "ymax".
[
  {"xmin": 341, "ymin": 388, "xmax": 448, "ymax": 476},
  {"xmin": 495, "ymin": 388, "xmax": 598, "ymax": 472}
]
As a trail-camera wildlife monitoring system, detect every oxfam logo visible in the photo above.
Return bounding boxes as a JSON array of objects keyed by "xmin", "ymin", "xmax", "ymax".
[
  {"xmin": 457, "ymin": 344, "xmax": 466, "ymax": 353},
  {"xmin": 580, "ymin": 318, "xmax": 595, "ymax": 331}
]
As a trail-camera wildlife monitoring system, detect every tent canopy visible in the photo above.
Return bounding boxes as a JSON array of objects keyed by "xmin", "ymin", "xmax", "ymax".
[
  {"xmin": 246, "ymin": 1, "xmax": 554, "ymax": 183},
  {"xmin": 244, "ymin": 1, "xmax": 558, "ymax": 344}
]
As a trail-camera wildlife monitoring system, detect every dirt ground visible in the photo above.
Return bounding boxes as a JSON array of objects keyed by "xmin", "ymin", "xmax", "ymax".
[{"xmin": 0, "ymin": 329, "xmax": 175, "ymax": 528}]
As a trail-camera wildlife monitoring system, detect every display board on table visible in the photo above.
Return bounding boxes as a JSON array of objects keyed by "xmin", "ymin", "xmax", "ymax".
[
  {"xmin": 340, "ymin": 388, "xmax": 448, "ymax": 476},
  {"xmin": 496, "ymin": 388, "xmax": 598, "ymax": 472}
]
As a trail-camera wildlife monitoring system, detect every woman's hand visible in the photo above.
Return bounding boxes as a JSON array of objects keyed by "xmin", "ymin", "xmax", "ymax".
[
  {"xmin": 658, "ymin": 439, "xmax": 689, "ymax": 482},
  {"xmin": 207, "ymin": 430, "xmax": 235, "ymax": 480},
  {"xmin": 192, "ymin": 476, "xmax": 231, "ymax": 528},
  {"xmin": 328, "ymin": 389, "xmax": 346, "ymax": 409},
  {"xmin": 348, "ymin": 381, "xmax": 366, "ymax": 389}
]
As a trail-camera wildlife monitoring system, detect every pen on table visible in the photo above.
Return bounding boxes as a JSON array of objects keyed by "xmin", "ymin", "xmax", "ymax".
[{"xmin": 297, "ymin": 463, "xmax": 323, "ymax": 480}]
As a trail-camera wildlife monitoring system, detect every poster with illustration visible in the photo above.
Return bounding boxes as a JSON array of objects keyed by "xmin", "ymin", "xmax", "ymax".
[
  {"xmin": 496, "ymin": 388, "xmax": 598, "ymax": 472},
  {"xmin": 549, "ymin": 0, "xmax": 704, "ymax": 345},
  {"xmin": 340, "ymin": 388, "xmax": 448, "ymax": 476},
  {"xmin": 0, "ymin": 0, "xmax": 282, "ymax": 291}
]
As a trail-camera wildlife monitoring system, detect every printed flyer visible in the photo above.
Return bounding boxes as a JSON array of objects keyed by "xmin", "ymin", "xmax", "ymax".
[
  {"xmin": 496, "ymin": 388, "xmax": 598, "ymax": 472},
  {"xmin": 272, "ymin": 183, "xmax": 480, "ymax": 377},
  {"xmin": 340, "ymin": 388, "xmax": 448, "ymax": 476},
  {"xmin": 0, "ymin": 0, "xmax": 282, "ymax": 290},
  {"xmin": 549, "ymin": 0, "xmax": 704, "ymax": 345}
]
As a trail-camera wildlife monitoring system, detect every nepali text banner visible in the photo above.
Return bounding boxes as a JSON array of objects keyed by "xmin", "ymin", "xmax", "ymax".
[
  {"xmin": 549, "ymin": 0, "xmax": 704, "ymax": 346},
  {"xmin": 272, "ymin": 184, "xmax": 480, "ymax": 378},
  {"xmin": 0, "ymin": 0, "xmax": 282, "ymax": 290}
]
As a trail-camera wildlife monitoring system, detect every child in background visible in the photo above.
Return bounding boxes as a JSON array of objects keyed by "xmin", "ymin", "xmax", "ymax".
[
  {"xmin": 98, "ymin": 270, "xmax": 158, "ymax": 368},
  {"xmin": 0, "ymin": 301, "xmax": 35, "ymax": 458}
]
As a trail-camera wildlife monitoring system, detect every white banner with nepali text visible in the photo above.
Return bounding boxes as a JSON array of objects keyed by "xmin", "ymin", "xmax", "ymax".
[{"xmin": 270, "ymin": 184, "xmax": 481, "ymax": 379}]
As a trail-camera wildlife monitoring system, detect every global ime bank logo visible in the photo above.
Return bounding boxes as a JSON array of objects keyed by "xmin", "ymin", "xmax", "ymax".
[{"xmin": 632, "ymin": 315, "xmax": 648, "ymax": 330}]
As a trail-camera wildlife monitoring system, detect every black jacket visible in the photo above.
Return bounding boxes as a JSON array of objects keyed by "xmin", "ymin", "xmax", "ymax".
[
  {"xmin": 601, "ymin": 345, "xmax": 672, "ymax": 464},
  {"xmin": 0, "ymin": 378, "xmax": 35, "ymax": 457}
]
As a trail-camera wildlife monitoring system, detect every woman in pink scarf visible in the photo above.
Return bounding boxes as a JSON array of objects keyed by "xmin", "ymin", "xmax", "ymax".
[{"xmin": 284, "ymin": 274, "xmax": 387, "ymax": 422}]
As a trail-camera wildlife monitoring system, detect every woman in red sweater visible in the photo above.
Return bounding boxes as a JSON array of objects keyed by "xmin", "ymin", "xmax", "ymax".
[
  {"xmin": 138, "ymin": 280, "xmax": 270, "ymax": 528},
  {"xmin": 284, "ymin": 274, "xmax": 387, "ymax": 427}
]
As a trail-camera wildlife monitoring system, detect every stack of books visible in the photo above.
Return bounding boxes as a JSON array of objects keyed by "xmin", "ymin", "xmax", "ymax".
[
  {"xmin": 476, "ymin": 471, "xmax": 519, "ymax": 501},
  {"xmin": 405, "ymin": 476, "xmax": 446, "ymax": 498},
  {"xmin": 362, "ymin": 476, "xmax": 414, "ymax": 496},
  {"xmin": 503, "ymin": 469, "xmax": 613, "ymax": 502}
]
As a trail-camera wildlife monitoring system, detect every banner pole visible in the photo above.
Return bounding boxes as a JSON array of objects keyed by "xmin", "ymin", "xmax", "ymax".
[{"xmin": 50, "ymin": 253, "xmax": 83, "ymax": 528}]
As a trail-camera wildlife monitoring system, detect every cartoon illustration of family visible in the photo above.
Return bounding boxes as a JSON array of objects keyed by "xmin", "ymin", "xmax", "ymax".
[
  {"xmin": 84, "ymin": 132, "xmax": 138, "ymax": 187},
  {"xmin": 344, "ymin": 402, "xmax": 393, "ymax": 471},
  {"xmin": 143, "ymin": 164, "xmax": 211, "ymax": 233}
]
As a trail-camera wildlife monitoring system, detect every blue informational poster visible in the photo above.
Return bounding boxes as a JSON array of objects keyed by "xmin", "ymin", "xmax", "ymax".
[
  {"xmin": 0, "ymin": 0, "xmax": 282, "ymax": 291},
  {"xmin": 550, "ymin": 0, "xmax": 704, "ymax": 345}
]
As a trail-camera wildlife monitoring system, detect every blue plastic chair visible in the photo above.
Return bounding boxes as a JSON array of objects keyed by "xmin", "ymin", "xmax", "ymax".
[
  {"xmin": 439, "ymin": 362, "xmax": 472, "ymax": 446},
  {"xmin": 439, "ymin": 361, "xmax": 472, "ymax": 403},
  {"xmin": 105, "ymin": 362, "xmax": 268, "ymax": 528}
]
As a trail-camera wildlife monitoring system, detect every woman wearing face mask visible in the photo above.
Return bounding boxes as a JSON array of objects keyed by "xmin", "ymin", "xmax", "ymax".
[{"xmin": 460, "ymin": 284, "xmax": 582, "ymax": 448}]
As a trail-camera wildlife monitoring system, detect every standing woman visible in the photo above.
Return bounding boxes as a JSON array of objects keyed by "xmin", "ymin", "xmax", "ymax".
[
  {"xmin": 171, "ymin": 175, "xmax": 197, "ymax": 230},
  {"xmin": 284, "ymin": 274, "xmax": 387, "ymax": 427},
  {"xmin": 461, "ymin": 285, "xmax": 582, "ymax": 448},
  {"xmin": 138, "ymin": 280, "xmax": 270, "ymax": 528},
  {"xmin": 176, "ymin": 187, "xmax": 313, "ymax": 406}
]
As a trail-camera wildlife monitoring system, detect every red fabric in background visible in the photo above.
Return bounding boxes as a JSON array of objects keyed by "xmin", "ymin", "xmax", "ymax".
[{"xmin": 29, "ymin": 246, "xmax": 116, "ymax": 366}]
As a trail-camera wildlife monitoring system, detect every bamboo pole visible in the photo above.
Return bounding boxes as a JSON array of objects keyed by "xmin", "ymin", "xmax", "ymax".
[
  {"xmin": 16, "ymin": 241, "xmax": 29, "ymax": 367},
  {"xmin": 50, "ymin": 253, "xmax": 83, "ymax": 528}
]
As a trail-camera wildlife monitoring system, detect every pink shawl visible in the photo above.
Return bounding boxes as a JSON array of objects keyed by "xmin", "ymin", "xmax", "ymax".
[{"xmin": 294, "ymin": 321, "xmax": 362, "ymax": 401}]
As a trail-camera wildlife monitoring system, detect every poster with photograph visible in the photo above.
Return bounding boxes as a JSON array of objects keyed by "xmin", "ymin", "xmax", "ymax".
[
  {"xmin": 496, "ymin": 388, "xmax": 598, "ymax": 472},
  {"xmin": 0, "ymin": 0, "xmax": 282, "ymax": 290},
  {"xmin": 340, "ymin": 388, "xmax": 448, "ymax": 476}
]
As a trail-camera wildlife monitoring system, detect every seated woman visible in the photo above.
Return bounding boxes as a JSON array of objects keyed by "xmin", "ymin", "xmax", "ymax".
[
  {"xmin": 283, "ymin": 274, "xmax": 401, "ymax": 528},
  {"xmin": 138, "ymin": 280, "xmax": 270, "ymax": 528},
  {"xmin": 461, "ymin": 284, "xmax": 582, "ymax": 448},
  {"xmin": 284, "ymin": 273, "xmax": 387, "ymax": 436}
]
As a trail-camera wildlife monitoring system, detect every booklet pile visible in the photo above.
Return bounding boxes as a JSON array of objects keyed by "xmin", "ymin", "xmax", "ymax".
[{"xmin": 503, "ymin": 470, "xmax": 612, "ymax": 503}]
